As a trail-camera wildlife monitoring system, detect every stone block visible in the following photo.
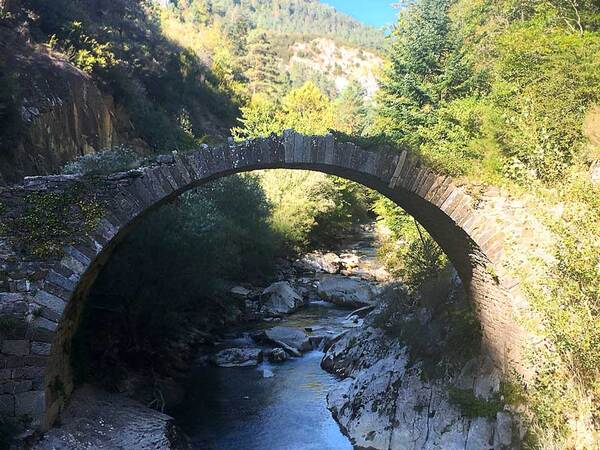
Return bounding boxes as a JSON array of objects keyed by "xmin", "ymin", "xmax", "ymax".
[
  {"xmin": 33, "ymin": 317, "xmax": 58, "ymax": 332},
  {"xmin": 34, "ymin": 290, "xmax": 66, "ymax": 316},
  {"xmin": 0, "ymin": 394, "xmax": 14, "ymax": 415},
  {"xmin": 46, "ymin": 270, "xmax": 76, "ymax": 292},
  {"xmin": 2, "ymin": 340, "xmax": 29, "ymax": 356},
  {"xmin": 31, "ymin": 342, "xmax": 52, "ymax": 356},
  {"xmin": 1, "ymin": 380, "xmax": 32, "ymax": 394},
  {"xmin": 15, "ymin": 390, "xmax": 45, "ymax": 416}
]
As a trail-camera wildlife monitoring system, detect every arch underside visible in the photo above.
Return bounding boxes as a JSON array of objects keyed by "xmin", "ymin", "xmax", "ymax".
[{"xmin": 0, "ymin": 132, "xmax": 524, "ymax": 429}]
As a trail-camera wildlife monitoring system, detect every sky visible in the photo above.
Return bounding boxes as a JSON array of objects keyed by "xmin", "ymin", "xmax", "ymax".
[{"xmin": 323, "ymin": 0, "xmax": 399, "ymax": 27}]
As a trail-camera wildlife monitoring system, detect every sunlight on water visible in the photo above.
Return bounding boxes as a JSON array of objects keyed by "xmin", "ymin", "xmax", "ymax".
[{"xmin": 172, "ymin": 304, "xmax": 353, "ymax": 450}]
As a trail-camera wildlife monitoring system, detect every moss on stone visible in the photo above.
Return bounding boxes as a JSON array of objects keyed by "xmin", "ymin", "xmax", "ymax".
[{"xmin": 17, "ymin": 185, "xmax": 104, "ymax": 258}]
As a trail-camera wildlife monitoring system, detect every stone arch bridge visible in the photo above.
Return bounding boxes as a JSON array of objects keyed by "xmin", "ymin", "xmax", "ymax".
[{"xmin": 0, "ymin": 132, "xmax": 526, "ymax": 429}]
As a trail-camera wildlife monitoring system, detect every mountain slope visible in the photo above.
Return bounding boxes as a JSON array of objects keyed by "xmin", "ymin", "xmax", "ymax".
[{"xmin": 169, "ymin": 0, "xmax": 385, "ymax": 50}]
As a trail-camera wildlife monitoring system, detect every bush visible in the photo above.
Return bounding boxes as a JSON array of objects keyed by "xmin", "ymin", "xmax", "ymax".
[
  {"xmin": 523, "ymin": 174, "xmax": 600, "ymax": 444},
  {"xmin": 493, "ymin": 27, "xmax": 600, "ymax": 183},
  {"xmin": 62, "ymin": 145, "xmax": 142, "ymax": 175},
  {"xmin": 448, "ymin": 387, "xmax": 504, "ymax": 419}
]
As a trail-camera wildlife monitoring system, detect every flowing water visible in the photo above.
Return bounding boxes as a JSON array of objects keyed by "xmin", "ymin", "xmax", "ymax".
[
  {"xmin": 172, "ymin": 303, "xmax": 353, "ymax": 450},
  {"xmin": 172, "ymin": 225, "xmax": 387, "ymax": 449}
]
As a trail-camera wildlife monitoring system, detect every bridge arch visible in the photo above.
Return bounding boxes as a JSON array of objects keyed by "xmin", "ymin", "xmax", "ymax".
[{"xmin": 0, "ymin": 132, "xmax": 525, "ymax": 429}]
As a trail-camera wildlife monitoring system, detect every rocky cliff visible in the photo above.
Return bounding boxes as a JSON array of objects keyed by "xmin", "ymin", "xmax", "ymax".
[{"xmin": 0, "ymin": 25, "xmax": 144, "ymax": 185}]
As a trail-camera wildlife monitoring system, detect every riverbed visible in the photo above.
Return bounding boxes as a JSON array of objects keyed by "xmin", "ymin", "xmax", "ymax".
[{"xmin": 171, "ymin": 301, "xmax": 353, "ymax": 450}]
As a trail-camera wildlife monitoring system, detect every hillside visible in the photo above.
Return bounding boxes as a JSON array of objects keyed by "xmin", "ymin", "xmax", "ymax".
[
  {"xmin": 285, "ymin": 37, "xmax": 382, "ymax": 98},
  {"xmin": 166, "ymin": 0, "xmax": 385, "ymax": 50},
  {"xmin": 163, "ymin": 0, "xmax": 386, "ymax": 99}
]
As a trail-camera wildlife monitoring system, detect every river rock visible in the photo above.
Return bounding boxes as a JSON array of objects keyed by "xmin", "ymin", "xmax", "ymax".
[
  {"xmin": 317, "ymin": 275, "xmax": 377, "ymax": 308},
  {"xmin": 262, "ymin": 282, "xmax": 305, "ymax": 315},
  {"xmin": 212, "ymin": 348, "xmax": 263, "ymax": 368},
  {"xmin": 254, "ymin": 326, "xmax": 312, "ymax": 354},
  {"xmin": 322, "ymin": 326, "xmax": 520, "ymax": 450},
  {"xmin": 230, "ymin": 286, "xmax": 251, "ymax": 297},
  {"xmin": 268, "ymin": 348, "xmax": 288, "ymax": 363},
  {"xmin": 296, "ymin": 252, "xmax": 342, "ymax": 274},
  {"xmin": 33, "ymin": 385, "xmax": 191, "ymax": 450}
]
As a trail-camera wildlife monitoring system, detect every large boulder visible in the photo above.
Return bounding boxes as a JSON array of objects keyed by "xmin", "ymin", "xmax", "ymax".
[
  {"xmin": 254, "ymin": 326, "xmax": 311, "ymax": 355},
  {"xmin": 212, "ymin": 348, "xmax": 263, "ymax": 368},
  {"xmin": 33, "ymin": 385, "xmax": 192, "ymax": 450},
  {"xmin": 317, "ymin": 275, "xmax": 377, "ymax": 308},
  {"xmin": 296, "ymin": 252, "xmax": 342, "ymax": 274},
  {"xmin": 262, "ymin": 282, "xmax": 305, "ymax": 315}
]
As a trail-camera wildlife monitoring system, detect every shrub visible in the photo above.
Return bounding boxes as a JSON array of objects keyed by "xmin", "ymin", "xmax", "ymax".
[
  {"xmin": 259, "ymin": 170, "xmax": 372, "ymax": 252},
  {"xmin": 62, "ymin": 145, "xmax": 143, "ymax": 175},
  {"xmin": 448, "ymin": 387, "xmax": 504, "ymax": 419}
]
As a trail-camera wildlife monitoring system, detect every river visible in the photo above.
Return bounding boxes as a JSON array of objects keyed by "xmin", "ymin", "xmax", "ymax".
[
  {"xmin": 171, "ymin": 225, "xmax": 388, "ymax": 449},
  {"xmin": 172, "ymin": 302, "xmax": 353, "ymax": 450}
]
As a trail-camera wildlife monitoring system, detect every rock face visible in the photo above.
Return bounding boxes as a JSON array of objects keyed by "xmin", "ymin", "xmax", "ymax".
[
  {"xmin": 0, "ymin": 27, "xmax": 134, "ymax": 185},
  {"xmin": 33, "ymin": 385, "xmax": 191, "ymax": 450},
  {"xmin": 212, "ymin": 348, "xmax": 263, "ymax": 368},
  {"xmin": 317, "ymin": 275, "xmax": 377, "ymax": 308},
  {"xmin": 322, "ymin": 327, "xmax": 520, "ymax": 450},
  {"xmin": 262, "ymin": 282, "xmax": 306, "ymax": 315}
]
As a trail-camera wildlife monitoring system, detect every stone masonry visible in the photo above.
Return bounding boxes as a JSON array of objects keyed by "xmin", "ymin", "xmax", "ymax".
[{"xmin": 0, "ymin": 132, "xmax": 528, "ymax": 430}]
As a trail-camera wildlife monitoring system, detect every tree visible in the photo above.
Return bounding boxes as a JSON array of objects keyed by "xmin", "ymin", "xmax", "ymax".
[
  {"xmin": 244, "ymin": 31, "xmax": 281, "ymax": 97},
  {"xmin": 333, "ymin": 81, "xmax": 369, "ymax": 135},
  {"xmin": 280, "ymin": 81, "xmax": 334, "ymax": 134},
  {"xmin": 231, "ymin": 93, "xmax": 281, "ymax": 140},
  {"xmin": 378, "ymin": 0, "xmax": 476, "ymax": 146}
]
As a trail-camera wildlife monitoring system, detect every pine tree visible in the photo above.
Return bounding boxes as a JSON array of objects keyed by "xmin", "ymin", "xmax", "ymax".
[
  {"xmin": 333, "ymin": 81, "xmax": 369, "ymax": 135},
  {"xmin": 244, "ymin": 31, "xmax": 281, "ymax": 97},
  {"xmin": 378, "ymin": 0, "xmax": 475, "ymax": 146}
]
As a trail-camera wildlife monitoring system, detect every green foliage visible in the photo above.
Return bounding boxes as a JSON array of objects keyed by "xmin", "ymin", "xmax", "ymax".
[
  {"xmin": 280, "ymin": 81, "xmax": 334, "ymax": 134},
  {"xmin": 62, "ymin": 145, "xmax": 143, "ymax": 175},
  {"xmin": 377, "ymin": 0, "xmax": 480, "ymax": 148},
  {"xmin": 232, "ymin": 81, "xmax": 373, "ymax": 252},
  {"xmin": 259, "ymin": 170, "xmax": 372, "ymax": 251},
  {"xmin": 231, "ymin": 94, "xmax": 281, "ymax": 140},
  {"xmin": 448, "ymin": 387, "xmax": 504, "ymax": 419},
  {"xmin": 492, "ymin": 27, "xmax": 600, "ymax": 182},
  {"xmin": 374, "ymin": 197, "xmax": 448, "ymax": 291},
  {"xmin": 244, "ymin": 31, "xmax": 281, "ymax": 96},
  {"xmin": 173, "ymin": 0, "xmax": 385, "ymax": 50},
  {"xmin": 47, "ymin": 21, "xmax": 117, "ymax": 73},
  {"xmin": 333, "ymin": 81, "xmax": 370, "ymax": 135},
  {"xmin": 522, "ymin": 175, "xmax": 600, "ymax": 442}
]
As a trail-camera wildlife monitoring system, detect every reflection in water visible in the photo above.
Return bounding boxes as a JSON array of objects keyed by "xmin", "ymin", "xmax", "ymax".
[{"xmin": 172, "ymin": 304, "xmax": 353, "ymax": 450}]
